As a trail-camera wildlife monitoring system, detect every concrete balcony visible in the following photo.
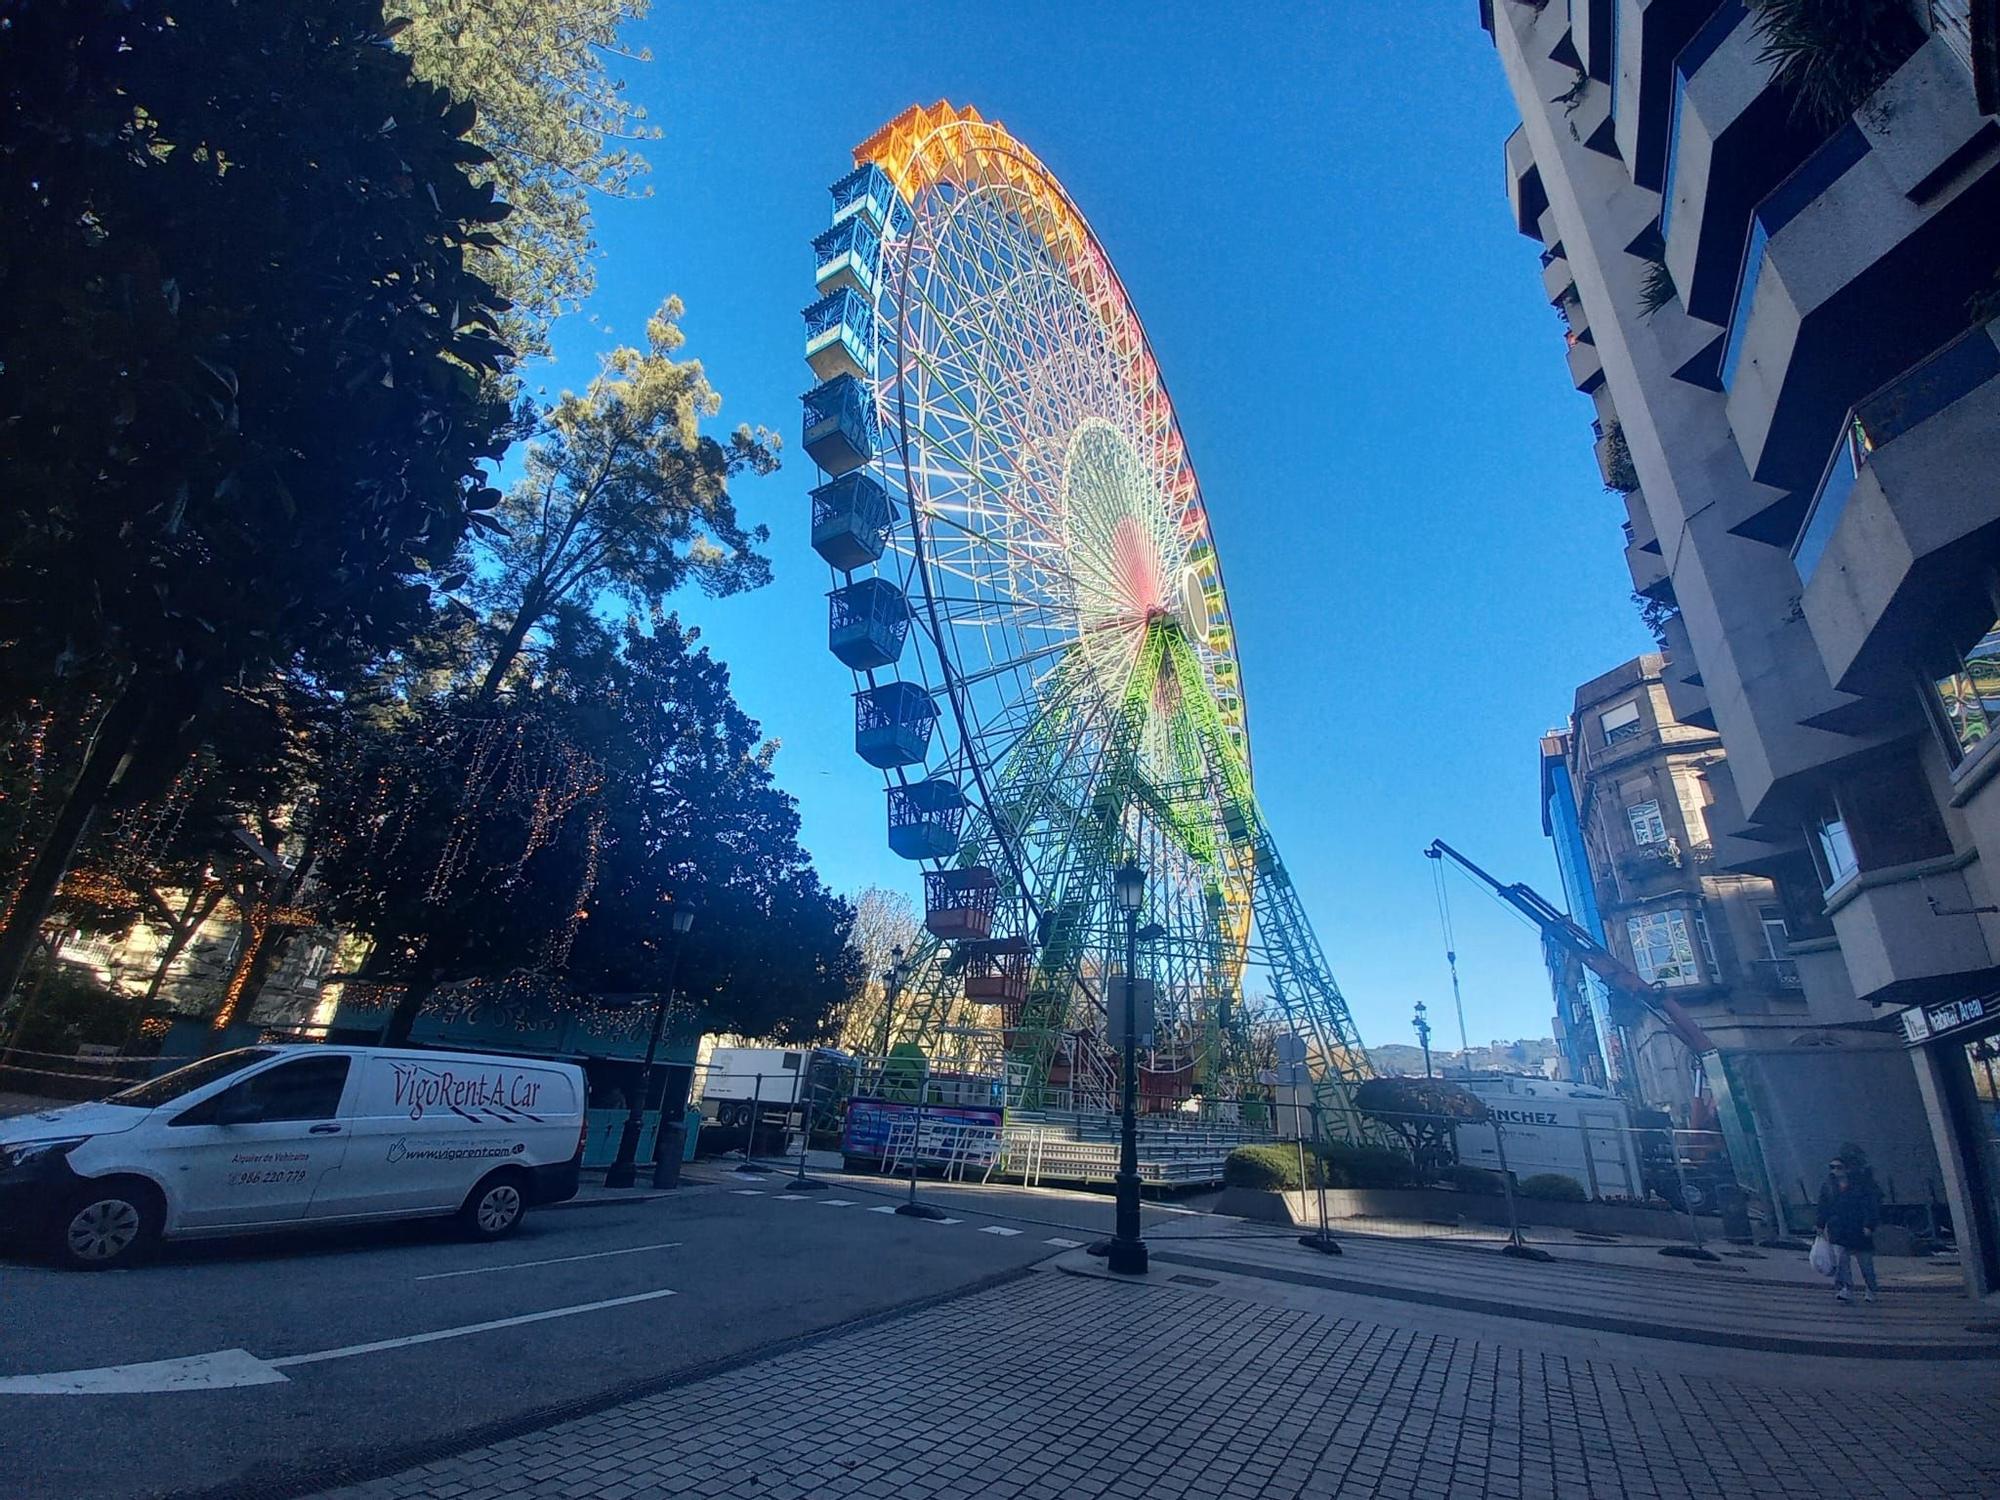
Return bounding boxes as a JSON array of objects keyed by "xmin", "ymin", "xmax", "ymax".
[
  {"xmin": 1720, "ymin": 37, "xmax": 2000, "ymax": 513},
  {"xmin": 1609, "ymin": 0, "xmax": 1724, "ymax": 192},
  {"xmin": 1627, "ymin": 535, "xmax": 1670, "ymax": 596},
  {"xmin": 1505, "ymin": 124, "xmax": 1548, "ymax": 238},
  {"xmin": 1655, "ymin": 607, "xmax": 1714, "ymax": 731},
  {"xmin": 1541, "ymin": 247, "xmax": 1576, "ymax": 305},
  {"xmin": 1660, "ymin": 2, "xmax": 1840, "ymax": 325},
  {"xmin": 1796, "ymin": 320, "xmax": 2000, "ymax": 698},
  {"xmin": 1567, "ymin": 333, "xmax": 1606, "ymax": 393},
  {"xmin": 1824, "ymin": 852, "xmax": 1998, "ymax": 1007}
]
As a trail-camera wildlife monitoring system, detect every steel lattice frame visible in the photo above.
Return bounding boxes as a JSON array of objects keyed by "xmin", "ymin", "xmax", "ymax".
[{"xmin": 809, "ymin": 103, "xmax": 1370, "ymax": 1125}]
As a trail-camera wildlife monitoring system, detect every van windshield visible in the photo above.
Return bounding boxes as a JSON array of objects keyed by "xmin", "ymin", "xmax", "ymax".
[{"xmin": 105, "ymin": 1048, "xmax": 276, "ymax": 1108}]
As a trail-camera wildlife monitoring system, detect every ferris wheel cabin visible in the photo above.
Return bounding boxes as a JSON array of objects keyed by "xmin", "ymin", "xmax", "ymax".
[
  {"xmin": 853, "ymin": 681, "xmax": 936, "ymax": 768},
  {"xmin": 886, "ymin": 778, "xmax": 967, "ymax": 861},
  {"xmin": 809, "ymin": 471, "xmax": 894, "ymax": 573},
  {"xmin": 923, "ymin": 867, "xmax": 998, "ymax": 942},
  {"xmin": 802, "ymin": 287, "xmax": 875, "ymax": 384},
  {"xmin": 827, "ymin": 577, "xmax": 910, "ymax": 671},
  {"xmin": 801, "ymin": 373, "xmax": 876, "ymax": 477}
]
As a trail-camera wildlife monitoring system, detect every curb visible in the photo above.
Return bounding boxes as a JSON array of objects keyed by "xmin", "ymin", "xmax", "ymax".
[{"xmin": 1135, "ymin": 1248, "xmax": 2000, "ymax": 1361}]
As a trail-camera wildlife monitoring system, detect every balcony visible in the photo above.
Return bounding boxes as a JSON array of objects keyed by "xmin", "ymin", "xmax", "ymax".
[
  {"xmin": 1720, "ymin": 37, "xmax": 2000, "ymax": 513},
  {"xmin": 1609, "ymin": 0, "xmax": 1722, "ymax": 193},
  {"xmin": 1616, "ymin": 840, "xmax": 1687, "ymax": 886},
  {"xmin": 1541, "ymin": 246, "xmax": 1575, "ymax": 305},
  {"xmin": 1796, "ymin": 321, "xmax": 2000, "ymax": 697},
  {"xmin": 1505, "ymin": 124, "xmax": 1548, "ymax": 239},
  {"xmin": 1749, "ymin": 958, "xmax": 1804, "ymax": 995},
  {"xmin": 1566, "ymin": 333, "xmax": 1605, "ymax": 393},
  {"xmin": 1825, "ymin": 854, "xmax": 1998, "ymax": 1007}
]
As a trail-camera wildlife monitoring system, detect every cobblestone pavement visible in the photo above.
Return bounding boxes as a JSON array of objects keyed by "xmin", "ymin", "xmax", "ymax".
[{"xmin": 324, "ymin": 1270, "xmax": 1998, "ymax": 1500}]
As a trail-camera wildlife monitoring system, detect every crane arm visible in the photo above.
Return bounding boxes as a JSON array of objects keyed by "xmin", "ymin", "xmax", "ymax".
[{"xmin": 1423, "ymin": 839, "xmax": 1715, "ymax": 1056}]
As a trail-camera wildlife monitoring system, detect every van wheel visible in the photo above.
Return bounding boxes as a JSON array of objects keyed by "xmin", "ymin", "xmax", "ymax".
[
  {"xmin": 460, "ymin": 1171, "xmax": 529, "ymax": 1241},
  {"xmin": 52, "ymin": 1179, "xmax": 162, "ymax": 1271}
]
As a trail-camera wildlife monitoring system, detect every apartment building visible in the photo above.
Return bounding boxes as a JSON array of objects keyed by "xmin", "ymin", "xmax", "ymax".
[{"xmin": 1482, "ymin": 1, "xmax": 2000, "ymax": 1280}]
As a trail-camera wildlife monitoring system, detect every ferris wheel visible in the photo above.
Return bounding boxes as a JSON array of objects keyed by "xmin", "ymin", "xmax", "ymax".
[{"xmin": 802, "ymin": 103, "xmax": 1368, "ymax": 1123}]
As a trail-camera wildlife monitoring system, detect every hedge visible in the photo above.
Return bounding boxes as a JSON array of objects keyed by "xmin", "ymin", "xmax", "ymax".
[
  {"xmin": 1517, "ymin": 1172, "xmax": 1588, "ymax": 1202},
  {"xmin": 1224, "ymin": 1143, "xmax": 1321, "ymax": 1190},
  {"xmin": 1224, "ymin": 1141, "xmax": 1419, "ymax": 1191},
  {"xmin": 1442, "ymin": 1164, "xmax": 1507, "ymax": 1195}
]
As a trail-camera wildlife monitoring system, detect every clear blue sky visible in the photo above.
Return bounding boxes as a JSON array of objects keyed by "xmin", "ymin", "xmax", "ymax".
[{"xmin": 535, "ymin": 3, "xmax": 1653, "ymax": 1056}]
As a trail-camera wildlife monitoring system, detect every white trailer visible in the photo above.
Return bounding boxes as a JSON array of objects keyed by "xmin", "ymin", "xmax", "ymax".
[
  {"xmin": 1452, "ymin": 1075, "xmax": 1649, "ymax": 1200},
  {"xmin": 699, "ymin": 1045, "xmax": 855, "ymax": 1128}
]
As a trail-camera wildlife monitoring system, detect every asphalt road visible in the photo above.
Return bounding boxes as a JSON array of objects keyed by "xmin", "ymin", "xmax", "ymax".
[{"xmin": 0, "ymin": 1166, "xmax": 1213, "ymax": 1499}]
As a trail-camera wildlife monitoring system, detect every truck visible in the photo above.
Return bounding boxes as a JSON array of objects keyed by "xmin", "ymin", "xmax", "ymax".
[
  {"xmin": 1451, "ymin": 1075, "xmax": 1651, "ymax": 1200},
  {"xmin": 699, "ymin": 1045, "xmax": 856, "ymax": 1136}
]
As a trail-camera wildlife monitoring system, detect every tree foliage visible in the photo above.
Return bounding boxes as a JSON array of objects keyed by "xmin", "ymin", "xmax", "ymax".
[
  {"xmin": 472, "ymin": 301, "xmax": 776, "ymax": 698},
  {"xmin": 393, "ymin": 0, "xmax": 656, "ymax": 358},
  {"xmin": 1749, "ymin": 0, "xmax": 1921, "ymax": 129},
  {"xmin": 0, "ymin": 0, "xmax": 516, "ymax": 999},
  {"xmin": 1354, "ymin": 1076, "xmax": 1489, "ymax": 1184}
]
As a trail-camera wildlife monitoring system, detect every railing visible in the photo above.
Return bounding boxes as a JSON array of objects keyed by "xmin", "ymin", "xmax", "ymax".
[
  {"xmin": 1752, "ymin": 957, "xmax": 1804, "ymax": 992},
  {"xmin": 1792, "ymin": 322, "xmax": 2000, "ymax": 581}
]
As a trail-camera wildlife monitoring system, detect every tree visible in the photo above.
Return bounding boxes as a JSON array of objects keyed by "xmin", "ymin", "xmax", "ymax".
[
  {"xmin": 393, "ymin": 0, "xmax": 656, "ymax": 360},
  {"xmin": 564, "ymin": 613, "xmax": 858, "ymax": 1042},
  {"xmin": 471, "ymin": 302, "xmax": 776, "ymax": 700},
  {"xmin": 1353, "ymin": 1077, "xmax": 1490, "ymax": 1184},
  {"xmin": 834, "ymin": 886, "xmax": 924, "ymax": 1055},
  {"xmin": 0, "ymin": 0, "xmax": 515, "ymax": 1004},
  {"xmin": 313, "ymin": 698, "xmax": 605, "ymax": 1044}
]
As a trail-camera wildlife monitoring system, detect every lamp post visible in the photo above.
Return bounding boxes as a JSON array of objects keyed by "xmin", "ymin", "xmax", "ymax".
[
  {"xmin": 607, "ymin": 907, "xmax": 694, "ymax": 1189},
  {"xmin": 1414, "ymin": 999, "xmax": 1433, "ymax": 1080},
  {"xmin": 1108, "ymin": 861, "xmax": 1150, "ymax": 1276},
  {"xmin": 874, "ymin": 944, "xmax": 908, "ymax": 1075}
]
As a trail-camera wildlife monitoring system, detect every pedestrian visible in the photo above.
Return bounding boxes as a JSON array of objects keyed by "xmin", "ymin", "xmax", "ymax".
[{"xmin": 1816, "ymin": 1145, "xmax": 1881, "ymax": 1304}]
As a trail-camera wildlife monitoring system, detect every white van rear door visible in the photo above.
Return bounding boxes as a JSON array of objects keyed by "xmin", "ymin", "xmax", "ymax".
[
  {"xmin": 164, "ymin": 1054, "xmax": 354, "ymax": 1230},
  {"xmin": 332, "ymin": 1055, "xmax": 577, "ymax": 1218}
]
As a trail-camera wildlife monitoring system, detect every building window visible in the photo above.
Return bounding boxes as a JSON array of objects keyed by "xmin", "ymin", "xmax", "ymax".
[
  {"xmin": 1693, "ymin": 907, "xmax": 1719, "ymax": 974},
  {"xmin": 1628, "ymin": 910, "xmax": 1700, "ymax": 987},
  {"xmin": 1758, "ymin": 906, "xmax": 1791, "ymax": 960},
  {"xmin": 1600, "ymin": 701, "xmax": 1641, "ymax": 745},
  {"xmin": 1810, "ymin": 811, "xmax": 1858, "ymax": 890},
  {"xmin": 1627, "ymin": 801, "xmax": 1667, "ymax": 845},
  {"xmin": 1929, "ymin": 620, "xmax": 2000, "ymax": 764}
]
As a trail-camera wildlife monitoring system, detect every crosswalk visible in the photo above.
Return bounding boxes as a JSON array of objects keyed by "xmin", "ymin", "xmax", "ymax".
[{"xmin": 722, "ymin": 1183, "xmax": 1087, "ymax": 1251}]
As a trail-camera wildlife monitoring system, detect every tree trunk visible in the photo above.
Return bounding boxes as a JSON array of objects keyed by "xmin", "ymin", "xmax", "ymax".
[
  {"xmin": 0, "ymin": 688, "xmax": 148, "ymax": 1007},
  {"xmin": 477, "ymin": 593, "xmax": 544, "ymax": 702},
  {"xmin": 381, "ymin": 940, "xmax": 440, "ymax": 1046},
  {"xmin": 210, "ymin": 902, "xmax": 270, "ymax": 1033}
]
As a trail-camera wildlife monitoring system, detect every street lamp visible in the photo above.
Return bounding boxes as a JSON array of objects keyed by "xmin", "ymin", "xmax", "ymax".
[
  {"xmin": 607, "ymin": 906, "xmax": 694, "ymax": 1189},
  {"xmin": 1108, "ymin": 860, "xmax": 1149, "ymax": 1275},
  {"xmin": 1413, "ymin": 999, "xmax": 1433, "ymax": 1080},
  {"xmin": 873, "ymin": 944, "xmax": 909, "ymax": 1066}
]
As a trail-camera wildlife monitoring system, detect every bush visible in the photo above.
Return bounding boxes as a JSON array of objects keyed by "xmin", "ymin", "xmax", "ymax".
[
  {"xmin": 1518, "ymin": 1173, "xmax": 1588, "ymax": 1203},
  {"xmin": 1443, "ymin": 1164, "xmax": 1506, "ymax": 1195},
  {"xmin": 1319, "ymin": 1142, "xmax": 1417, "ymax": 1189},
  {"xmin": 1225, "ymin": 1143, "xmax": 1316, "ymax": 1191}
]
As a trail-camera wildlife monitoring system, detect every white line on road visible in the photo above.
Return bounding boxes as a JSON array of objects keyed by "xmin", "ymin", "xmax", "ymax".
[
  {"xmin": 978, "ymin": 1226, "xmax": 1023, "ymax": 1237},
  {"xmin": 818, "ymin": 1199, "xmax": 857, "ymax": 1206},
  {"xmin": 414, "ymin": 1242, "xmax": 680, "ymax": 1282},
  {"xmin": 269, "ymin": 1288, "xmax": 679, "ymax": 1369},
  {"xmin": 926, "ymin": 1217, "xmax": 964, "ymax": 1225},
  {"xmin": 867, "ymin": 1205, "xmax": 899, "ymax": 1214},
  {"xmin": 0, "ymin": 1288, "xmax": 681, "ymax": 1394},
  {"xmin": 1044, "ymin": 1238, "xmax": 1084, "ymax": 1248},
  {"xmin": 729, "ymin": 1189, "xmax": 766, "ymax": 1196}
]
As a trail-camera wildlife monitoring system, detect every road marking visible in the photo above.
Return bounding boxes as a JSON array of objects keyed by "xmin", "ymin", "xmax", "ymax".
[
  {"xmin": 730, "ymin": 1189, "xmax": 766, "ymax": 1196},
  {"xmin": 0, "ymin": 1288, "xmax": 680, "ymax": 1395},
  {"xmin": 0, "ymin": 1349, "xmax": 286, "ymax": 1396},
  {"xmin": 1044, "ymin": 1237, "xmax": 1084, "ymax": 1248},
  {"xmin": 269, "ymin": 1288, "xmax": 679, "ymax": 1369},
  {"xmin": 819, "ymin": 1199, "xmax": 857, "ymax": 1206},
  {"xmin": 979, "ymin": 1226, "xmax": 1023, "ymax": 1237},
  {"xmin": 867, "ymin": 1205, "xmax": 900, "ymax": 1214},
  {"xmin": 926, "ymin": 1217, "xmax": 964, "ymax": 1225},
  {"xmin": 415, "ymin": 1242, "xmax": 680, "ymax": 1282},
  {"xmin": 770, "ymin": 1193, "xmax": 811, "ymax": 1203}
]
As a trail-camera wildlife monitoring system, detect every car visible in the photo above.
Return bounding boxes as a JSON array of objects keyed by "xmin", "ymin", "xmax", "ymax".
[{"xmin": 0, "ymin": 1044, "xmax": 586, "ymax": 1270}]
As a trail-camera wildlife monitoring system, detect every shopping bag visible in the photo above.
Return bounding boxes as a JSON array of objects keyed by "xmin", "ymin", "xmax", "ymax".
[{"xmin": 1809, "ymin": 1233, "xmax": 1837, "ymax": 1277}]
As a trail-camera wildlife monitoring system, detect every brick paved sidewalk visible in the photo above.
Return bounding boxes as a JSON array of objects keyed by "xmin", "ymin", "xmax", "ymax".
[{"xmin": 323, "ymin": 1270, "xmax": 1996, "ymax": 1500}]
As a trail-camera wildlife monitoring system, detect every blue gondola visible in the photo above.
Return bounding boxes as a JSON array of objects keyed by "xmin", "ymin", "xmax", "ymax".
[
  {"xmin": 811, "ymin": 472, "xmax": 895, "ymax": 572},
  {"xmin": 854, "ymin": 681, "xmax": 935, "ymax": 768},
  {"xmin": 828, "ymin": 578, "xmax": 910, "ymax": 670},
  {"xmin": 803, "ymin": 288, "xmax": 874, "ymax": 383},
  {"xmin": 813, "ymin": 216, "xmax": 882, "ymax": 298},
  {"xmin": 887, "ymin": 779, "xmax": 967, "ymax": 861},
  {"xmin": 802, "ymin": 374, "xmax": 876, "ymax": 476},
  {"xmin": 830, "ymin": 163, "xmax": 912, "ymax": 236}
]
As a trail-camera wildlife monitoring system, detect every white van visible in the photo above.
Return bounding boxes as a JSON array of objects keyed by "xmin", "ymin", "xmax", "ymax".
[
  {"xmin": 0, "ymin": 1045, "xmax": 586, "ymax": 1269},
  {"xmin": 1452, "ymin": 1074, "xmax": 1648, "ymax": 1200}
]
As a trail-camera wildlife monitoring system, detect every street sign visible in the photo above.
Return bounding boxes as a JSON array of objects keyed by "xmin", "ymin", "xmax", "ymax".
[{"xmin": 1104, "ymin": 975, "xmax": 1157, "ymax": 1050}]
